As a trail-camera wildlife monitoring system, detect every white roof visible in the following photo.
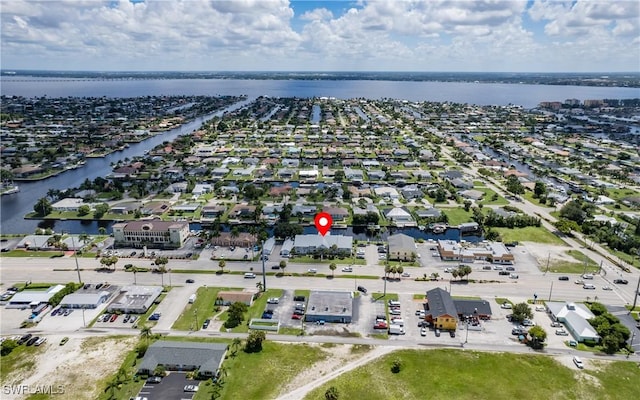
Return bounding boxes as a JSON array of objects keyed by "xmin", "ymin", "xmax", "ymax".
[
  {"xmin": 293, "ymin": 234, "xmax": 353, "ymax": 250},
  {"xmin": 60, "ymin": 291, "xmax": 110, "ymax": 306},
  {"xmin": 9, "ymin": 285, "xmax": 65, "ymax": 304}
]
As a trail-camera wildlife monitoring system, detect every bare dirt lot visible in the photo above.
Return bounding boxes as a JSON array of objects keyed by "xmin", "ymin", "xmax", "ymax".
[
  {"xmin": 521, "ymin": 242, "xmax": 572, "ymax": 269},
  {"xmin": 3, "ymin": 335, "xmax": 136, "ymax": 400}
]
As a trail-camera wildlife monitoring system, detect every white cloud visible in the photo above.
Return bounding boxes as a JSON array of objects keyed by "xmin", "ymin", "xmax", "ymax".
[{"xmin": 0, "ymin": 0, "xmax": 637, "ymax": 71}]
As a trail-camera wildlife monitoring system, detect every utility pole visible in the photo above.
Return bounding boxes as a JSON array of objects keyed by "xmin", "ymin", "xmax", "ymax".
[
  {"xmin": 548, "ymin": 281, "xmax": 554, "ymax": 302},
  {"xmin": 66, "ymin": 232, "xmax": 83, "ymax": 284},
  {"xmin": 261, "ymin": 240, "xmax": 266, "ymax": 292},
  {"xmin": 631, "ymin": 274, "xmax": 640, "ymax": 314}
]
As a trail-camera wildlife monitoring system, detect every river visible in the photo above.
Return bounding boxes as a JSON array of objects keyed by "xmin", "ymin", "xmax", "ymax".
[{"xmin": 1, "ymin": 78, "xmax": 638, "ymax": 234}]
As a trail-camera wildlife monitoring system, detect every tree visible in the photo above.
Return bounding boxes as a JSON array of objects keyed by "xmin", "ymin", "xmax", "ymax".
[
  {"xmin": 463, "ymin": 200, "xmax": 472, "ymax": 212},
  {"xmin": 559, "ymin": 200, "xmax": 587, "ymax": 225},
  {"xmin": 554, "ymin": 218, "xmax": 580, "ymax": 235},
  {"xmin": 512, "ymin": 302, "xmax": 533, "ymax": 324},
  {"xmin": 256, "ymin": 281, "xmax": 264, "ymax": 292},
  {"xmin": 103, "ymin": 377, "xmax": 119, "ymax": 400},
  {"xmin": 218, "ymin": 260, "xmax": 226, "ymax": 274},
  {"xmin": 325, "ymin": 386, "xmax": 340, "ymax": 400},
  {"xmin": 390, "ymin": 358, "xmax": 403, "ymax": 373},
  {"xmin": 1, "ymin": 339, "xmax": 18, "ymax": 356},
  {"xmin": 230, "ymin": 337, "xmax": 242, "ymax": 357},
  {"xmin": 244, "ymin": 330, "xmax": 266, "ymax": 353},
  {"xmin": 140, "ymin": 325, "xmax": 153, "ymax": 343},
  {"xmin": 94, "ymin": 202, "xmax": 110, "ymax": 219},
  {"xmin": 456, "ymin": 265, "xmax": 472, "ymax": 280},
  {"xmin": 533, "ymin": 182, "xmax": 547, "ymax": 198},
  {"xmin": 528, "ymin": 325, "xmax": 547, "ymax": 349},
  {"xmin": 505, "ymin": 175, "xmax": 524, "ymax": 195},
  {"xmin": 279, "ymin": 260, "xmax": 287, "ymax": 274},
  {"xmin": 34, "ymin": 197, "xmax": 52, "ymax": 217},
  {"xmin": 224, "ymin": 301, "xmax": 248, "ymax": 329},
  {"xmin": 78, "ymin": 204, "xmax": 91, "ymax": 216},
  {"xmin": 155, "ymin": 256, "xmax": 169, "ymax": 272},
  {"xmin": 100, "ymin": 256, "xmax": 119, "ymax": 271},
  {"xmin": 397, "ymin": 265, "xmax": 404, "ymax": 277},
  {"xmin": 329, "ymin": 262, "xmax": 337, "ymax": 277}
]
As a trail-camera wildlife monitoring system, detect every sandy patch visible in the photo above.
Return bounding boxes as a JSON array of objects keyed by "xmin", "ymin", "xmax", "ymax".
[
  {"xmin": 521, "ymin": 243, "xmax": 573, "ymax": 269},
  {"xmin": 3, "ymin": 335, "xmax": 136, "ymax": 400},
  {"xmin": 277, "ymin": 344, "xmax": 369, "ymax": 395}
]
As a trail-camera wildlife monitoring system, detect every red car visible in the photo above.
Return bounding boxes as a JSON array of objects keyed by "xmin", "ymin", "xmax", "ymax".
[
  {"xmin": 291, "ymin": 314, "xmax": 301, "ymax": 320},
  {"xmin": 373, "ymin": 322, "xmax": 388, "ymax": 330},
  {"xmin": 109, "ymin": 314, "xmax": 118, "ymax": 322}
]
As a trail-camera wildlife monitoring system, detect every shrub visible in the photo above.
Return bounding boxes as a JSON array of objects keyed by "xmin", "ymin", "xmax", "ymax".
[
  {"xmin": 1, "ymin": 339, "xmax": 18, "ymax": 356},
  {"xmin": 390, "ymin": 358, "xmax": 402, "ymax": 373}
]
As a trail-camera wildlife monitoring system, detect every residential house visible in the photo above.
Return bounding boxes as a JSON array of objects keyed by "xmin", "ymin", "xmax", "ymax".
[
  {"xmin": 323, "ymin": 206, "xmax": 349, "ymax": 222},
  {"xmin": 385, "ymin": 207, "xmax": 415, "ymax": 226}
]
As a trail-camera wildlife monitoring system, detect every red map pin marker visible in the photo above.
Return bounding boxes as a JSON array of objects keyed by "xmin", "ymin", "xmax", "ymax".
[{"xmin": 314, "ymin": 212, "xmax": 332, "ymax": 236}]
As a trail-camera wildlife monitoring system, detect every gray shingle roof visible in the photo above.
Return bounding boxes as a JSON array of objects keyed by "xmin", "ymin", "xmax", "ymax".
[
  {"xmin": 426, "ymin": 288, "xmax": 458, "ymax": 318},
  {"xmin": 138, "ymin": 341, "xmax": 227, "ymax": 375}
]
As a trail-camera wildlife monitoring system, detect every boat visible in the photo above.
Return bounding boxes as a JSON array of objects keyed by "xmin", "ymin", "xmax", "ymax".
[{"xmin": 0, "ymin": 182, "xmax": 19, "ymax": 196}]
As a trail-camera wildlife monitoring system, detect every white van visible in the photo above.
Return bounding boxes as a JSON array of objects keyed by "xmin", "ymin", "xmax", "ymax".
[
  {"xmin": 188, "ymin": 294, "xmax": 197, "ymax": 304},
  {"xmin": 583, "ymin": 283, "xmax": 595, "ymax": 290},
  {"xmin": 388, "ymin": 300, "xmax": 401, "ymax": 307},
  {"xmin": 244, "ymin": 273, "xmax": 256, "ymax": 279},
  {"xmin": 582, "ymin": 274, "xmax": 594, "ymax": 279},
  {"xmin": 391, "ymin": 318, "xmax": 405, "ymax": 327}
]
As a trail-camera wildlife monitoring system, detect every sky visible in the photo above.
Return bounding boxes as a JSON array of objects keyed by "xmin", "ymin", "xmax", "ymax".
[{"xmin": 1, "ymin": 0, "xmax": 639, "ymax": 72}]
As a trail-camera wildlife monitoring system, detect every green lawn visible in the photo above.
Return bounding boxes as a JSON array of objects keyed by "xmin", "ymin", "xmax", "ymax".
[
  {"xmin": 441, "ymin": 208, "xmax": 473, "ymax": 225},
  {"xmin": 476, "ymin": 188, "xmax": 509, "ymax": 205},
  {"xmin": 288, "ymin": 256, "xmax": 365, "ymax": 265},
  {"xmin": 303, "ymin": 349, "xmax": 640, "ymax": 400},
  {"xmin": 546, "ymin": 250, "xmax": 600, "ymax": 274},
  {"xmin": 218, "ymin": 289, "xmax": 284, "ymax": 333},
  {"xmin": 0, "ymin": 342, "xmax": 44, "ymax": 383},
  {"xmin": 493, "ymin": 226, "xmax": 566, "ymax": 245},
  {"xmin": 214, "ymin": 341, "xmax": 328, "ymax": 400},
  {"xmin": 172, "ymin": 287, "xmax": 241, "ymax": 331}
]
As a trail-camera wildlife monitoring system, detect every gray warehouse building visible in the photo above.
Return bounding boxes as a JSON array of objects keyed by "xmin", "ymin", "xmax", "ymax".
[
  {"xmin": 137, "ymin": 341, "xmax": 227, "ymax": 377},
  {"xmin": 305, "ymin": 290, "xmax": 353, "ymax": 323},
  {"xmin": 107, "ymin": 285, "xmax": 163, "ymax": 314}
]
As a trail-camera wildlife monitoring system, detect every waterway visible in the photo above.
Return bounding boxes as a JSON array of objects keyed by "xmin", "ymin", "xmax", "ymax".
[
  {"xmin": 0, "ymin": 99, "xmax": 252, "ymax": 234},
  {"xmin": 1, "ymin": 78, "xmax": 638, "ymax": 234}
]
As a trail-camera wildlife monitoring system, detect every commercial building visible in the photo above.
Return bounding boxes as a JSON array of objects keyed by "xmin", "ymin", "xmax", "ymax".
[
  {"xmin": 292, "ymin": 234, "xmax": 352, "ymax": 256},
  {"xmin": 107, "ymin": 286, "xmax": 163, "ymax": 314},
  {"xmin": 424, "ymin": 288, "xmax": 458, "ymax": 331},
  {"xmin": 112, "ymin": 220, "xmax": 189, "ymax": 249},
  {"xmin": 437, "ymin": 240, "xmax": 515, "ymax": 264},
  {"xmin": 137, "ymin": 341, "xmax": 227, "ymax": 377},
  {"xmin": 387, "ymin": 233, "xmax": 416, "ymax": 261},
  {"xmin": 7, "ymin": 285, "xmax": 65, "ymax": 309},
  {"xmin": 59, "ymin": 292, "xmax": 111, "ymax": 309},
  {"xmin": 305, "ymin": 291, "xmax": 353, "ymax": 323},
  {"xmin": 546, "ymin": 302, "xmax": 600, "ymax": 343}
]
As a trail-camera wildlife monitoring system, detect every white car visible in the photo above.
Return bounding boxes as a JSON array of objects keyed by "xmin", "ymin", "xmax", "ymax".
[
  {"xmin": 184, "ymin": 385, "xmax": 199, "ymax": 392},
  {"xmin": 401, "ymin": 272, "xmax": 410, "ymax": 277},
  {"xmin": 307, "ymin": 268, "xmax": 317, "ymax": 274},
  {"xmin": 267, "ymin": 297, "xmax": 279, "ymax": 304},
  {"xmin": 341, "ymin": 267, "xmax": 353, "ymax": 272},
  {"xmin": 420, "ymin": 327, "xmax": 427, "ymax": 336},
  {"xmin": 602, "ymin": 286, "xmax": 612, "ymax": 291},
  {"xmin": 500, "ymin": 302, "xmax": 512, "ymax": 309},
  {"xmin": 573, "ymin": 356, "xmax": 584, "ymax": 369},
  {"xmin": 555, "ymin": 329, "xmax": 569, "ymax": 336}
]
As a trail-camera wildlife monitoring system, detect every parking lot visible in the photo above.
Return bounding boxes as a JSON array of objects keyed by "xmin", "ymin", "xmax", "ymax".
[{"xmin": 137, "ymin": 372, "xmax": 200, "ymax": 400}]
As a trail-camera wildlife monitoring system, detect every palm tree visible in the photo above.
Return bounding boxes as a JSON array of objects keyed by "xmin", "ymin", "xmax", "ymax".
[
  {"xmin": 329, "ymin": 262, "xmax": 337, "ymax": 277},
  {"xmin": 256, "ymin": 281, "xmax": 264, "ymax": 292},
  {"xmin": 218, "ymin": 260, "xmax": 226, "ymax": 274},
  {"xmin": 384, "ymin": 263, "xmax": 391, "ymax": 279},
  {"xmin": 390, "ymin": 266, "xmax": 398, "ymax": 279},
  {"xmin": 230, "ymin": 337, "xmax": 242, "ymax": 357},
  {"xmin": 397, "ymin": 265, "xmax": 404, "ymax": 277},
  {"xmin": 140, "ymin": 325, "xmax": 152, "ymax": 343},
  {"xmin": 103, "ymin": 377, "xmax": 119, "ymax": 400},
  {"xmin": 98, "ymin": 227, "xmax": 107, "ymax": 236}
]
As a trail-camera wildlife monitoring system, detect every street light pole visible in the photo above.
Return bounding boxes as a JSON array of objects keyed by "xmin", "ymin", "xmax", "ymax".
[
  {"xmin": 261, "ymin": 240, "xmax": 266, "ymax": 292},
  {"xmin": 67, "ymin": 233, "xmax": 82, "ymax": 284}
]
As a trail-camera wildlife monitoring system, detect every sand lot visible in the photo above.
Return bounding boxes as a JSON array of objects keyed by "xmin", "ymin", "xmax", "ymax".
[{"xmin": 2, "ymin": 335, "xmax": 136, "ymax": 400}]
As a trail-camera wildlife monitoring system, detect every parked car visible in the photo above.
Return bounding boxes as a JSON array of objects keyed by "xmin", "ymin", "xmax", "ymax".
[
  {"xmin": 26, "ymin": 336, "xmax": 39, "ymax": 346},
  {"xmin": 149, "ymin": 313, "xmax": 161, "ymax": 321},
  {"xmin": 506, "ymin": 266, "xmax": 516, "ymax": 271},
  {"xmin": 550, "ymin": 321, "xmax": 562, "ymax": 328},
  {"xmin": 573, "ymin": 356, "xmax": 584, "ymax": 369},
  {"xmin": 123, "ymin": 314, "xmax": 131, "ymax": 323},
  {"xmin": 614, "ymin": 279, "xmax": 628, "ymax": 284},
  {"xmin": 129, "ymin": 316, "xmax": 138, "ymax": 323},
  {"xmin": 63, "ymin": 309, "xmax": 72, "ymax": 316},
  {"xmin": 558, "ymin": 276, "xmax": 569, "ymax": 281},
  {"xmin": 449, "ymin": 331, "xmax": 456, "ymax": 338},
  {"xmin": 401, "ymin": 272, "xmax": 410, "ymax": 277},
  {"xmin": 501, "ymin": 302, "xmax": 512, "ymax": 309},
  {"xmin": 17, "ymin": 334, "xmax": 32, "ymax": 345},
  {"xmin": 420, "ymin": 328, "xmax": 427, "ymax": 336},
  {"xmin": 522, "ymin": 319, "xmax": 536, "ymax": 326},
  {"xmin": 512, "ymin": 328, "xmax": 526, "ymax": 335},
  {"xmin": 291, "ymin": 314, "xmax": 301, "ymax": 320},
  {"xmin": 569, "ymin": 340, "xmax": 578, "ymax": 347},
  {"xmin": 202, "ymin": 319, "xmax": 210, "ymax": 329},
  {"xmin": 184, "ymin": 385, "xmax": 199, "ymax": 392},
  {"xmin": 59, "ymin": 337, "xmax": 69, "ymax": 346},
  {"xmin": 374, "ymin": 322, "xmax": 388, "ymax": 329},
  {"xmin": 357, "ymin": 286, "xmax": 367, "ymax": 294},
  {"xmin": 435, "ymin": 329, "xmax": 441, "ymax": 337},
  {"xmin": 555, "ymin": 329, "xmax": 569, "ymax": 336},
  {"xmin": 34, "ymin": 337, "xmax": 47, "ymax": 346},
  {"xmin": 535, "ymin": 305, "xmax": 546, "ymax": 312},
  {"xmin": 602, "ymin": 286, "xmax": 612, "ymax": 291},
  {"xmin": 389, "ymin": 309, "xmax": 401, "ymax": 315},
  {"xmin": 146, "ymin": 376, "xmax": 162, "ymax": 384},
  {"xmin": 267, "ymin": 297, "xmax": 280, "ymax": 304},
  {"xmin": 109, "ymin": 314, "xmax": 118, "ymax": 322}
]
